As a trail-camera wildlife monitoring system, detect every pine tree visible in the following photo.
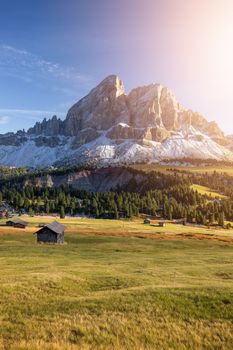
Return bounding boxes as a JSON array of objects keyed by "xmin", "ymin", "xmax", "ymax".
[
  {"xmin": 28, "ymin": 207, "xmax": 33, "ymax": 217},
  {"xmin": 168, "ymin": 205, "xmax": 173, "ymax": 220},
  {"xmin": 128, "ymin": 204, "xmax": 133, "ymax": 218},
  {"xmin": 210, "ymin": 213, "xmax": 215, "ymax": 225},
  {"xmin": 95, "ymin": 207, "xmax": 100, "ymax": 218},
  {"xmin": 218, "ymin": 211, "xmax": 225, "ymax": 227},
  {"xmin": 113, "ymin": 204, "xmax": 119, "ymax": 219},
  {"xmin": 45, "ymin": 202, "xmax": 50, "ymax": 215},
  {"xmin": 60, "ymin": 206, "xmax": 65, "ymax": 219}
]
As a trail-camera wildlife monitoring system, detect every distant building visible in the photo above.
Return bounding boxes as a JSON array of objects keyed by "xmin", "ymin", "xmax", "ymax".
[
  {"xmin": 35, "ymin": 221, "xmax": 65, "ymax": 244},
  {"xmin": 159, "ymin": 222, "xmax": 166, "ymax": 227},
  {"xmin": 6, "ymin": 218, "xmax": 28, "ymax": 229},
  {"xmin": 144, "ymin": 218, "xmax": 151, "ymax": 224},
  {"xmin": 0, "ymin": 211, "xmax": 6, "ymax": 219}
]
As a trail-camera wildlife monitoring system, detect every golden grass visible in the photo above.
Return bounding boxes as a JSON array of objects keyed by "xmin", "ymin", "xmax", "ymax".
[
  {"xmin": 0, "ymin": 216, "xmax": 233, "ymax": 243},
  {"xmin": 131, "ymin": 163, "xmax": 233, "ymax": 176},
  {"xmin": 191, "ymin": 184, "xmax": 228, "ymax": 199},
  {"xmin": 0, "ymin": 232, "xmax": 233, "ymax": 349}
]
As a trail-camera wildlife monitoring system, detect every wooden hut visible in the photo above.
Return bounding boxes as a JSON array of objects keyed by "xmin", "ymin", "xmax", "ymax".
[
  {"xmin": 6, "ymin": 218, "xmax": 28, "ymax": 228},
  {"xmin": 0, "ymin": 210, "xmax": 6, "ymax": 219},
  {"xmin": 159, "ymin": 222, "xmax": 166, "ymax": 227},
  {"xmin": 35, "ymin": 221, "xmax": 65, "ymax": 244}
]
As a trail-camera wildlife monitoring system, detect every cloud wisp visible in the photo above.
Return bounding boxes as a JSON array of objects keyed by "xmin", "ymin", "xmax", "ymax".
[
  {"xmin": 0, "ymin": 116, "xmax": 10, "ymax": 125},
  {"xmin": 0, "ymin": 45, "xmax": 90, "ymax": 84},
  {"xmin": 0, "ymin": 108, "xmax": 66, "ymax": 122},
  {"xmin": 0, "ymin": 45, "xmax": 94, "ymax": 132}
]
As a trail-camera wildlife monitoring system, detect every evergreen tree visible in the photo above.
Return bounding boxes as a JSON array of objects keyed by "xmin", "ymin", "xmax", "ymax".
[
  {"xmin": 218, "ymin": 211, "xmax": 225, "ymax": 227},
  {"xmin": 113, "ymin": 204, "xmax": 119, "ymax": 219},
  {"xmin": 28, "ymin": 207, "xmax": 33, "ymax": 216},
  {"xmin": 45, "ymin": 202, "xmax": 50, "ymax": 215},
  {"xmin": 128, "ymin": 204, "xmax": 133, "ymax": 218},
  {"xmin": 168, "ymin": 205, "xmax": 173, "ymax": 220},
  {"xmin": 60, "ymin": 206, "xmax": 65, "ymax": 219},
  {"xmin": 0, "ymin": 191, "xmax": 3, "ymax": 206}
]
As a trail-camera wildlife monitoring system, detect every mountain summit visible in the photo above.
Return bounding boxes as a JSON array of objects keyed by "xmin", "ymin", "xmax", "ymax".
[{"xmin": 0, "ymin": 75, "xmax": 232, "ymax": 167}]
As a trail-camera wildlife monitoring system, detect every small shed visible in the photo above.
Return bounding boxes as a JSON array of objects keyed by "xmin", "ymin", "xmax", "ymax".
[
  {"xmin": 35, "ymin": 221, "xmax": 65, "ymax": 244},
  {"xmin": 6, "ymin": 218, "xmax": 28, "ymax": 228},
  {"xmin": 0, "ymin": 211, "xmax": 6, "ymax": 219},
  {"xmin": 159, "ymin": 222, "xmax": 166, "ymax": 227},
  {"xmin": 144, "ymin": 218, "xmax": 151, "ymax": 224}
]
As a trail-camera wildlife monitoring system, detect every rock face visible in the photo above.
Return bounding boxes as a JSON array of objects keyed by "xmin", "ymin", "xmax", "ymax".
[
  {"xmin": 65, "ymin": 75, "xmax": 126, "ymax": 134},
  {"xmin": 28, "ymin": 115, "xmax": 64, "ymax": 136},
  {"xmin": 24, "ymin": 167, "xmax": 146, "ymax": 192},
  {"xmin": 0, "ymin": 74, "xmax": 232, "ymax": 167}
]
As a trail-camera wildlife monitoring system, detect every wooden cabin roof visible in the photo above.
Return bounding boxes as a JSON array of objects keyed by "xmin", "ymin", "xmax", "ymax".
[
  {"xmin": 36, "ymin": 221, "xmax": 65, "ymax": 235},
  {"xmin": 6, "ymin": 218, "xmax": 28, "ymax": 226}
]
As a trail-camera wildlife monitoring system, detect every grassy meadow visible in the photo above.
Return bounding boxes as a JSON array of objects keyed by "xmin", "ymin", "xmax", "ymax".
[
  {"xmin": 0, "ymin": 217, "xmax": 233, "ymax": 349},
  {"xmin": 191, "ymin": 184, "xmax": 228, "ymax": 199},
  {"xmin": 2, "ymin": 215, "xmax": 233, "ymax": 241},
  {"xmin": 131, "ymin": 163, "xmax": 233, "ymax": 176}
]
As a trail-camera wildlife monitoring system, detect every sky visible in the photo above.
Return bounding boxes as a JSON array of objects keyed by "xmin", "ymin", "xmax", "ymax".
[{"xmin": 0, "ymin": 0, "xmax": 233, "ymax": 133}]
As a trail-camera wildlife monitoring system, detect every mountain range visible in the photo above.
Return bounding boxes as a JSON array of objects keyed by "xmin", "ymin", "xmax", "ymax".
[{"xmin": 1, "ymin": 74, "xmax": 233, "ymax": 168}]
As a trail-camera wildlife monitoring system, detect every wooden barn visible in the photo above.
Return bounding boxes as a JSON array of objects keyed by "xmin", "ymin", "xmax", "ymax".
[
  {"xmin": 0, "ymin": 210, "xmax": 6, "ymax": 219},
  {"xmin": 35, "ymin": 221, "xmax": 65, "ymax": 244},
  {"xmin": 6, "ymin": 218, "xmax": 28, "ymax": 228},
  {"xmin": 159, "ymin": 222, "xmax": 166, "ymax": 227}
]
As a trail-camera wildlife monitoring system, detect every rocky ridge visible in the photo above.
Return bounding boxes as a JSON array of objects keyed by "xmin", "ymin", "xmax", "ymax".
[{"xmin": 0, "ymin": 75, "xmax": 232, "ymax": 167}]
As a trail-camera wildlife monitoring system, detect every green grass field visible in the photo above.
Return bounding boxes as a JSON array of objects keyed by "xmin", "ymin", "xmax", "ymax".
[
  {"xmin": 2, "ymin": 215, "xmax": 233, "ymax": 240},
  {"xmin": 0, "ymin": 218, "xmax": 233, "ymax": 349},
  {"xmin": 191, "ymin": 184, "xmax": 228, "ymax": 199}
]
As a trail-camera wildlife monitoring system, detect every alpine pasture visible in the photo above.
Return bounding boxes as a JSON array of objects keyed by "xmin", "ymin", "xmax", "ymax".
[{"xmin": 0, "ymin": 217, "xmax": 233, "ymax": 349}]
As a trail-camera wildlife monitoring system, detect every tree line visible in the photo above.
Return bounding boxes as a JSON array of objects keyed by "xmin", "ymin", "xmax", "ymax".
[{"xmin": 0, "ymin": 167, "xmax": 232, "ymax": 226}]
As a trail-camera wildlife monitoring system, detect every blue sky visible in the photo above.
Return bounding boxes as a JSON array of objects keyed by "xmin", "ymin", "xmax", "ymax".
[{"xmin": 0, "ymin": 0, "xmax": 233, "ymax": 133}]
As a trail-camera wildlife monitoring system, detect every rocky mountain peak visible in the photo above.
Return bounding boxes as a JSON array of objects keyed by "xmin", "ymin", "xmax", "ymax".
[
  {"xmin": 97, "ymin": 74, "xmax": 125, "ymax": 98},
  {"xmin": 126, "ymin": 83, "xmax": 180, "ymax": 131},
  {"xmin": 24, "ymin": 76, "xmax": 229, "ymax": 147},
  {"xmin": 0, "ymin": 74, "xmax": 231, "ymax": 167},
  {"xmin": 64, "ymin": 75, "xmax": 127, "ymax": 135},
  {"xmin": 28, "ymin": 115, "xmax": 64, "ymax": 136}
]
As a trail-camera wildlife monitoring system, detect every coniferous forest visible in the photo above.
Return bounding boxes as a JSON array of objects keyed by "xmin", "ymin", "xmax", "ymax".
[{"xmin": 0, "ymin": 165, "xmax": 232, "ymax": 227}]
